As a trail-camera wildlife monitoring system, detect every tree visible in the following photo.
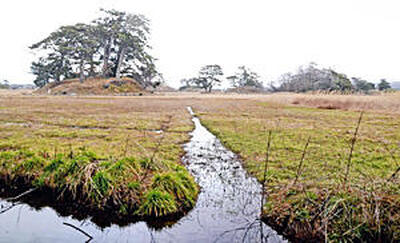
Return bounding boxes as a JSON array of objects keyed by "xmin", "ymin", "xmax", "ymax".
[
  {"xmin": 277, "ymin": 63, "xmax": 353, "ymax": 92},
  {"xmin": 31, "ymin": 58, "xmax": 53, "ymax": 87},
  {"xmin": 352, "ymin": 77, "xmax": 375, "ymax": 92},
  {"xmin": 92, "ymin": 9, "xmax": 122, "ymax": 77},
  {"xmin": 378, "ymin": 79, "xmax": 391, "ymax": 91},
  {"xmin": 228, "ymin": 66, "xmax": 263, "ymax": 88},
  {"xmin": 330, "ymin": 70, "xmax": 352, "ymax": 91},
  {"xmin": 191, "ymin": 65, "xmax": 224, "ymax": 92},
  {"xmin": 0, "ymin": 80, "xmax": 10, "ymax": 89},
  {"xmin": 64, "ymin": 24, "xmax": 99, "ymax": 83},
  {"xmin": 30, "ymin": 23, "xmax": 97, "ymax": 83},
  {"xmin": 30, "ymin": 9, "xmax": 157, "ymax": 87}
]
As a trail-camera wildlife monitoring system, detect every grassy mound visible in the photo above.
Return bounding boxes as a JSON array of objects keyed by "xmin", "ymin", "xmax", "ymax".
[{"xmin": 35, "ymin": 77, "xmax": 145, "ymax": 96}]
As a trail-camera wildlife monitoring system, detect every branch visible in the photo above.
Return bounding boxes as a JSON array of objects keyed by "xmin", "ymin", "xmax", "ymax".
[
  {"xmin": 5, "ymin": 188, "xmax": 38, "ymax": 202},
  {"xmin": 63, "ymin": 222, "xmax": 93, "ymax": 242}
]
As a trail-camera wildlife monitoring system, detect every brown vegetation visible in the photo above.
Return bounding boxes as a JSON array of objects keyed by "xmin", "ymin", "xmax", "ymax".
[
  {"xmin": 190, "ymin": 94, "xmax": 400, "ymax": 241},
  {"xmin": 35, "ymin": 77, "xmax": 145, "ymax": 96},
  {"xmin": 1, "ymin": 91, "xmax": 400, "ymax": 240},
  {"xmin": 251, "ymin": 92, "xmax": 400, "ymax": 113},
  {"xmin": 0, "ymin": 94, "xmax": 198, "ymax": 222}
]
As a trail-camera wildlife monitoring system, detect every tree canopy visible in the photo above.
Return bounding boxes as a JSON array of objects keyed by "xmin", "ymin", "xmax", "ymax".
[
  {"xmin": 183, "ymin": 65, "xmax": 224, "ymax": 92},
  {"xmin": 30, "ymin": 9, "xmax": 159, "ymax": 88},
  {"xmin": 0, "ymin": 80, "xmax": 10, "ymax": 89},
  {"xmin": 378, "ymin": 79, "xmax": 391, "ymax": 91},
  {"xmin": 276, "ymin": 63, "xmax": 356, "ymax": 93},
  {"xmin": 227, "ymin": 66, "xmax": 263, "ymax": 89}
]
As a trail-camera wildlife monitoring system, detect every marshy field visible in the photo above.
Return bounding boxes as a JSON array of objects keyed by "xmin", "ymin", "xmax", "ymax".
[{"xmin": 1, "ymin": 91, "xmax": 400, "ymax": 242}]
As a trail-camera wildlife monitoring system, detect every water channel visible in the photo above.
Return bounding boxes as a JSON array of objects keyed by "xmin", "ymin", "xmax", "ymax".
[{"xmin": 0, "ymin": 107, "xmax": 285, "ymax": 243}]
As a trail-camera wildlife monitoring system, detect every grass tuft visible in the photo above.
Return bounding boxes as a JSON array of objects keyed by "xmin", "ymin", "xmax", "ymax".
[{"xmin": 138, "ymin": 189, "xmax": 177, "ymax": 217}]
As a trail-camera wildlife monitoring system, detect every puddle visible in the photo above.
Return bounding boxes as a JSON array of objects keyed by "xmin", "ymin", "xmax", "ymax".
[{"xmin": 0, "ymin": 107, "xmax": 285, "ymax": 242}]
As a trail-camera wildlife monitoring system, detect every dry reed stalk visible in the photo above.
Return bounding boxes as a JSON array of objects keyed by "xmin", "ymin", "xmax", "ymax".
[
  {"xmin": 261, "ymin": 130, "xmax": 272, "ymax": 209},
  {"xmin": 293, "ymin": 136, "xmax": 311, "ymax": 186},
  {"xmin": 343, "ymin": 111, "xmax": 364, "ymax": 187}
]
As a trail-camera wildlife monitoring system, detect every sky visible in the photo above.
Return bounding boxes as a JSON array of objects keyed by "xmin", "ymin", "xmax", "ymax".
[{"xmin": 1, "ymin": 0, "xmax": 400, "ymax": 88}]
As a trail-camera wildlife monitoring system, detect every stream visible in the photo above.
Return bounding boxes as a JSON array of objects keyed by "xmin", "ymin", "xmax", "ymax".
[{"xmin": 0, "ymin": 107, "xmax": 285, "ymax": 243}]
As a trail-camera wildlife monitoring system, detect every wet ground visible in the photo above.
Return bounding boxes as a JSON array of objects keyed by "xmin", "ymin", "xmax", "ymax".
[{"xmin": 0, "ymin": 107, "xmax": 285, "ymax": 243}]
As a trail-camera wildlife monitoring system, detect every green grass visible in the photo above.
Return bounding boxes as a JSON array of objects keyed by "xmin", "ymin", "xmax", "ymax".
[
  {"xmin": 0, "ymin": 96, "xmax": 198, "ymax": 219},
  {"xmin": 3, "ymin": 93, "xmax": 399, "ymax": 239},
  {"xmin": 194, "ymin": 99, "xmax": 400, "ymax": 242}
]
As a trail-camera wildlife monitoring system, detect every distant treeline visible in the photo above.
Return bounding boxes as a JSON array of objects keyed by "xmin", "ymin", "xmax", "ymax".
[
  {"xmin": 180, "ymin": 65, "xmax": 264, "ymax": 93},
  {"xmin": 0, "ymin": 80, "xmax": 35, "ymax": 90},
  {"xmin": 272, "ymin": 63, "xmax": 392, "ymax": 93},
  {"xmin": 179, "ymin": 63, "xmax": 392, "ymax": 93},
  {"xmin": 30, "ymin": 9, "xmax": 161, "ymax": 88}
]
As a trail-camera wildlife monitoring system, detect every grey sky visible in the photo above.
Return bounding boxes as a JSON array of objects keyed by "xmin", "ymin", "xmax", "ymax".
[{"xmin": 1, "ymin": 0, "xmax": 399, "ymax": 87}]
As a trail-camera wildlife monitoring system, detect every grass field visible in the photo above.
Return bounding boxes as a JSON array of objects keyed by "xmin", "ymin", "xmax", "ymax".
[
  {"xmin": 1, "ymin": 91, "xmax": 400, "ymax": 241},
  {"xmin": 0, "ymin": 95, "xmax": 198, "ymax": 220},
  {"xmin": 191, "ymin": 93, "xmax": 400, "ymax": 241}
]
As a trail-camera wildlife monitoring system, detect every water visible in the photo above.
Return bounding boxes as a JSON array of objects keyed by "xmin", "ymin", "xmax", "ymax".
[{"xmin": 0, "ymin": 107, "xmax": 284, "ymax": 243}]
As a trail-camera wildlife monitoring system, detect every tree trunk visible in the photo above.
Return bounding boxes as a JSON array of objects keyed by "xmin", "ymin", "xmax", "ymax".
[
  {"xmin": 89, "ymin": 55, "xmax": 96, "ymax": 78},
  {"xmin": 207, "ymin": 84, "xmax": 213, "ymax": 93},
  {"xmin": 102, "ymin": 39, "xmax": 111, "ymax": 77},
  {"xmin": 79, "ymin": 60, "xmax": 85, "ymax": 83},
  {"xmin": 115, "ymin": 46, "xmax": 126, "ymax": 80}
]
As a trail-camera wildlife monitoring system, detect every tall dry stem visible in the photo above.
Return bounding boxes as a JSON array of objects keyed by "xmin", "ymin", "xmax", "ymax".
[
  {"xmin": 293, "ymin": 136, "xmax": 311, "ymax": 186},
  {"xmin": 261, "ymin": 130, "xmax": 272, "ymax": 210},
  {"xmin": 343, "ymin": 111, "xmax": 364, "ymax": 186},
  {"xmin": 381, "ymin": 143, "xmax": 400, "ymax": 182}
]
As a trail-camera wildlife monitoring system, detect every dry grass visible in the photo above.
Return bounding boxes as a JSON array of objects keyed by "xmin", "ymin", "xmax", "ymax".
[
  {"xmin": 0, "ymin": 94, "xmax": 198, "ymax": 220},
  {"xmin": 34, "ymin": 77, "xmax": 144, "ymax": 95},
  {"xmin": 0, "ymin": 89, "xmax": 33, "ymax": 96},
  {"xmin": 1, "ymin": 91, "xmax": 400, "ymax": 239},
  {"xmin": 252, "ymin": 91, "xmax": 400, "ymax": 113},
  {"xmin": 190, "ymin": 95, "xmax": 400, "ymax": 241}
]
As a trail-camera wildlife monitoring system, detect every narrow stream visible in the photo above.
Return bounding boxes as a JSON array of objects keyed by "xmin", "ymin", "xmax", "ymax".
[{"xmin": 0, "ymin": 107, "xmax": 284, "ymax": 243}]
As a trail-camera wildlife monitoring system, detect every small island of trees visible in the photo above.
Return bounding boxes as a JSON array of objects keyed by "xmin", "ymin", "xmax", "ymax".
[{"xmin": 30, "ymin": 9, "xmax": 161, "ymax": 89}]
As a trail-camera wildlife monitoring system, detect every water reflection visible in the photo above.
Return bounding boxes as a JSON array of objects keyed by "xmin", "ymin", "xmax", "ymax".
[{"xmin": 0, "ymin": 107, "xmax": 285, "ymax": 242}]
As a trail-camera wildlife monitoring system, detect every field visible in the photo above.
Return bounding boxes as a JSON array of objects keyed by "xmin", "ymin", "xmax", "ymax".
[
  {"xmin": 191, "ymin": 92, "xmax": 400, "ymax": 241},
  {"xmin": 0, "ymin": 94, "xmax": 198, "ymax": 222},
  {"xmin": 1, "ymin": 91, "xmax": 400, "ymax": 241}
]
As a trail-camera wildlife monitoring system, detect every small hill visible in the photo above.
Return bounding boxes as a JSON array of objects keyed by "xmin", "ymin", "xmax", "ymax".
[{"xmin": 35, "ymin": 77, "xmax": 146, "ymax": 96}]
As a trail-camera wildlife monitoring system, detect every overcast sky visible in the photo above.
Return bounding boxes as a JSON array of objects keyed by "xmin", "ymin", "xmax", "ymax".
[{"xmin": 1, "ymin": 0, "xmax": 400, "ymax": 87}]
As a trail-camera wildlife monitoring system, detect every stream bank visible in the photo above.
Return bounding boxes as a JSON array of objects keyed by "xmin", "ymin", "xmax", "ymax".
[{"xmin": 0, "ymin": 107, "xmax": 284, "ymax": 242}]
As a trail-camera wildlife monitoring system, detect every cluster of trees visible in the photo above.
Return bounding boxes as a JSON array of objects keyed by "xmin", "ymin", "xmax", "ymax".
[
  {"xmin": 377, "ymin": 79, "xmax": 391, "ymax": 91},
  {"xmin": 0, "ymin": 80, "xmax": 10, "ymax": 89},
  {"xmin": 178, "ymin": 63, "xmax": 394, "ymax": 94},
  {"xmin": 0, "ymin": 80, "xmax": 35, "ymax": 90},
  {"xmin": 275, "ymin": 63, "xmax": 392, "ymax": 93},
  {"xmin": 30, "ymin": 9, "xmax": 160, "ymax": 88},
  {"xmin": 180, "ymin": 65, "xmax": 264, "ymax": 92},
  {"xmin": 227, "ymin": 66, "xmax": 263, "ymax": 89}
]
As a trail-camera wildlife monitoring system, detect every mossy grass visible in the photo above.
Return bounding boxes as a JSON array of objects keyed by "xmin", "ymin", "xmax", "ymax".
[{"xmin": 0, "ymin": 147, "xmax": 198, "ymax": 219}]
